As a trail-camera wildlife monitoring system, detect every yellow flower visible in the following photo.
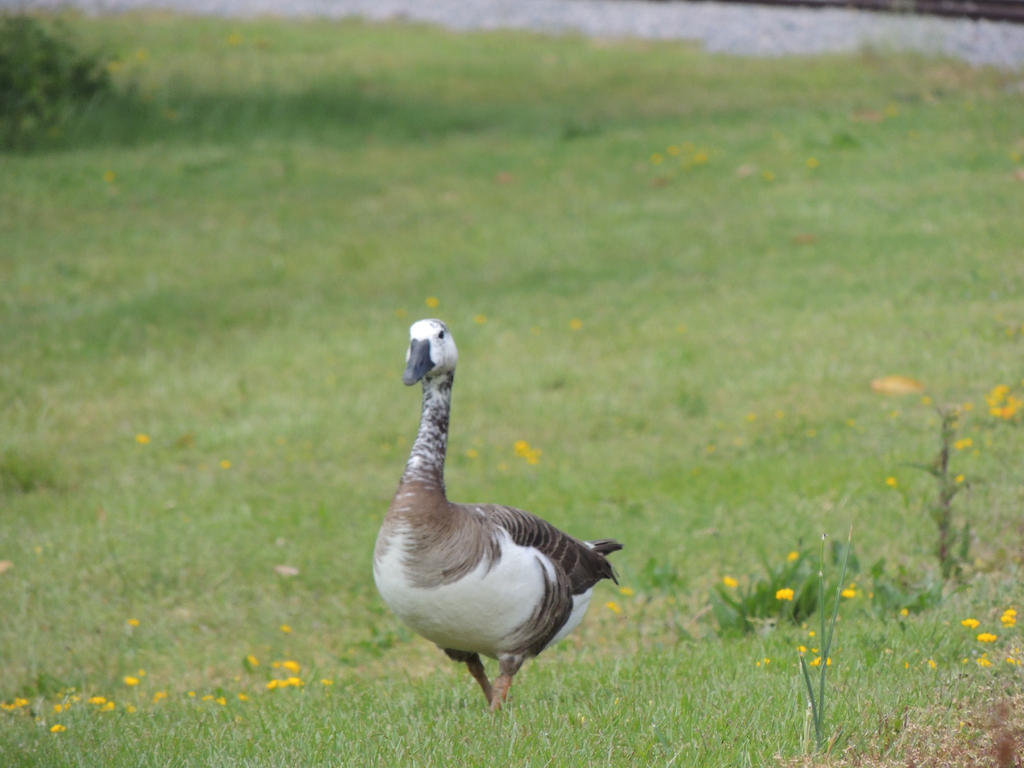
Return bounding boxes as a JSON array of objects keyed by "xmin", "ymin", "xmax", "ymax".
[
  {"xmin": 123, "ymin": 676, "xmax": 139, "ymax": 686},
  {"xmin": 569, "ymin": 318, "xmax": 583, "ymax": 331},
  {"xmin": 473, "ymin": 314, "xmax": 487, "ymax": 324},
  {"xmin": 50, "ymin": 724, "xmax": 66, "ymax": 733},
  {"xmin": 977, "ymin": 657, "xmax": 992, "ymax": 667},
  {"xmin": 605, "ymin": 601, "xmax": 622, "ymax": 614},
  {"xmin": 152, "ymin": 691, "xmax": 167, "ymax": 703},
  {"xmin": 216, "ymin": 696, "xmax": 227, "ymax": 706},
  {"xmin": 285, "ymin": 677, "xmax": 304, "ymax": 687},
  {"xmin": 127, "ymin": 618, "xmax": 140, "ymax": 627},
  {"xmin": 279, "ymin": 624, "xmax": 292, "ymax": 634},
  {"xmin": 135, "ymin": 433, "xmax": 150, "ymax": 445},
  {"xmin": 425, "ymin": 296, "xmax": 440, "ymax": 308},
  {"xmin": 88, "ymin": 696, "xmax": 106, "ymax": 705},
  {"xmin": 806, "ymin": 157, "xmax": 820, "ymax": 169},
  {"xmin": 928, "ymin": 659, "xmax": 937, "ymax": 669},
  {"xmin": 100, "ymin": 701, "xmax": 115, "ymax": 712},
  {"xmin": 619, "ymin": 586, "xmax": 635, "ymax": 596},
  {"xmin": 464, "ymin": 448, "xmax": 478, "ymax": 459},
  {"xmin": 900, "ymin": 608, "xmax": 909, "ymax": 617},
  {"xmin": 246, "ymin": 654, "xmax": 259, "ymax": 667},
  {"xmin": 320, "ymin": 679, "xmax": 333, "ymax": 686},
  {"xmin": 125, "ymin": 704, "xmax": 137, "ymax": 713},
  {"xmin": 841, "ymin": 588, "xmax": 856, "ymax": 599},
  {"xmin": 220, "ymin": 459, "xmax": 231, "ymax": 469},
  {"xmin": 722, "ymin": 576, "xmax": 738, "ymax": 588},
  {"xmin": 953, "ymin": 437, "xmax": 973, "ymax": 450},
  {"xmin": 955, "ymin": 474, "xmax": 965, "ymax": 484},
  {"xmin": 797, "ymin": 645, "xmax": 807, "ymax": 654},
  {"xmin": 280, "ymin": 660, "xmax": 300, "ymax": 674},
  {"xmin": 1001, "ymin": 609, "xmax": 1017, "ymax": 627},
  {"xmin": 266, "ymin": 680, "xmax": 279, "ymax": 690},
  {"xmin": 650, "ymin": 152, "xmax": 664, "ymax": 164},
  {"xmin": 776, "ymin": 588, "xmax": 795, "ymax": 601},
  {"xmin": 961, "ymin": 618, "xmax": 980, "ymax": 629},
  {"xmin": 885, "ymin": 476, "xmax": 898, "ymax": 488},
  {"xmin": 977, "ymin": 633, "xmax": 998, "ymax": 643}
]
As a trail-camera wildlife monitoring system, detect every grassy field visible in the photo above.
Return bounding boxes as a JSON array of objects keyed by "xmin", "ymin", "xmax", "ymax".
[{"xmin": 2, "ymin": 12, "xmax": 1023, "ymax": 766}]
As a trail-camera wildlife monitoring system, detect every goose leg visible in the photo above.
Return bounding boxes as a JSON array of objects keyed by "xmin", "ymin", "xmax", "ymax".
[
  {"xmin": 489, "ymin": 655, "xmax": 525, "ymax": 712},
  {"xmin": 444, "ymin": 649, "xmax": 492, "ymax": 704},
  {"xmin": 465, "ymin": 654, "xmax": 493, "ymax": 704}
]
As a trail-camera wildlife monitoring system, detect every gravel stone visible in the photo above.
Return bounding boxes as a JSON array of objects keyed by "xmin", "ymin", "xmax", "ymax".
[{"xmin": 4, "ymin": 0, "xmax": 1024, "ymax": 69}]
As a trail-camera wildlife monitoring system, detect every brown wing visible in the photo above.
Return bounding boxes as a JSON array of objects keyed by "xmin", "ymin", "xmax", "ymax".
[{"xmin": 479, "ymin": 505, "xmax": 620, "ymax": 595}]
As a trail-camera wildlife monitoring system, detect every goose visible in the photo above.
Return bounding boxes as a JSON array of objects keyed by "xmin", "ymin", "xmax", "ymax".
[{"xmin": 373, "ymin": 319, "xmax": 622, "ymax": 711}]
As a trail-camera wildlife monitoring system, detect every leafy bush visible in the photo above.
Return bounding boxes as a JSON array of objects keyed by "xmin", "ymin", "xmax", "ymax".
[
  {"xmin": 0, "ymin": 14, "xmax": 111, "ymax": 149},
  {"xmin": 711, "ymin": 541, "xmax": 858, "ymax": 636}
]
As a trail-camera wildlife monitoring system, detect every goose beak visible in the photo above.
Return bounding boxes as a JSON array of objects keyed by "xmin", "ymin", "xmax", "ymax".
[{"xmin": 402, "ymin": 339, "xmax": 434, "ymax": 385}]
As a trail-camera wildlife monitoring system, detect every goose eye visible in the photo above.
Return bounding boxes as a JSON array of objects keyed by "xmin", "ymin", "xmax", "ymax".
[{"xmin": 438, "ymin": 330, "xmax": 445, "ymax": 339}]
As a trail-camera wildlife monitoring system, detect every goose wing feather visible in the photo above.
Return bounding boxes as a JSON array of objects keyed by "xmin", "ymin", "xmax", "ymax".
[{"xmin": 465, "ymin": 504, "xmax": 620, "ymax": 595}]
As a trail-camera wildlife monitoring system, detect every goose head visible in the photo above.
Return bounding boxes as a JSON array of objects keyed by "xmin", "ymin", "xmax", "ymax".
[{"xmin": 403, "ymin": 319, "xmax": 458, "ymax": 385}]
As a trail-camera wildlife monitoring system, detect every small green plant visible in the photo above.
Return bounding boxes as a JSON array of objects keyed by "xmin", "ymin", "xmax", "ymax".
[
  {"xmin": 710, "ymin": 543, "xmax": 858, "ymax": 636},
  {"xmin": 909, "ymin": 407, "xmax": 971, "ymax": 581},
  {"xmin": 798, "ymin": 529, "xmax": 852, "ymax": 754},
  {"xmin": 0, "ymin": 14, "xmax": 112, "ymax": 148}
]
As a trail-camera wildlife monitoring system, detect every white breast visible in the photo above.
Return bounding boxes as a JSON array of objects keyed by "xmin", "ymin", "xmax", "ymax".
[{"xmin": 373, "ymin": 527, "xmax": 553, "ymax": 658}]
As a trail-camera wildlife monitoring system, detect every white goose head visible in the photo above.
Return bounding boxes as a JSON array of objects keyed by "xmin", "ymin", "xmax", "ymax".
[{"xmin": 403, "ymin": 319, "xmax": 458, "ymax": 385}]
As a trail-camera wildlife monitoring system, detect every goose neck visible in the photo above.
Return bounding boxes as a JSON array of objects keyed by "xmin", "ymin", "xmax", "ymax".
[{"xmin": 400, "ymin": 371, "xmax": 453, "ymax": 492}]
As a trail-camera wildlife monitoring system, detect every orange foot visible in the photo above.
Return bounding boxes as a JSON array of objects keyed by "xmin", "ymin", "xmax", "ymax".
[{"xmin": 489, "ymin": 673, "xmax": 512, "ymax": 712}]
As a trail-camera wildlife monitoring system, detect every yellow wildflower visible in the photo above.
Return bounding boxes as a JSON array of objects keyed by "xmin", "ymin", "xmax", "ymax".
[
  {"xmin": 953, "ymin": 437, "xmax": 973, "ymax": 450},
  {"xmin": 885, "ymin": 476, "xmax": 898, "ymax": 488},
  {"xmin": 88, "ymin": 696, "xmax": 106, "ymax": 705},
  {"xmin": 135, "ymin": 433, "xmax": 150, "ymax": 444},
  {"xmin": 280, "ymin": 660, "xmax": 300, "ymax": 674},
  {"xmin": 619, "ymin": 586, "xmax": 634, "ymax": 596},
  {"xmin": 977, "ymin": 657, "xmax": 992, "ymax": 667},
  {"xmin": 50, "ymin": 724, "xmax": 66, "ymax": 733},
  {"xmin": 100, "ymin": 701, "xmax": 115, "ymax": 712},
  {"xmin": 806, "ymin": 157, "xmax": 820, "ymax": 169},
  {"xmin": 786, "ymin": 551, "xmax": 799, "ymax": 562},
  {"xmin": 605, "ymin": 601, "xmax": 622, "ymax": 614},
  {"xmin": 977, "ymin": 633, "xmax": 998, "ymax": 643},
  {"xmin": 776, "ymin": 588, "xmax": 795, "ymax": 601},
  {"xmin": 246, "ymin": 654, "xmax": 259, "ymax": 667},
  {"xmin": 153, "ymin": 691, "xmax": 167, "ymax": 703},
  {"xmin": 238, "ymin": 693, "xmax": 249, "ymax": 701},
  {"xmin": 569, "ymin": 318, "xmax": 583, "ymax": 331},
  {"xmin": 473, "ymin": 314, "xmax": 487, "ymax": 324},
  {"xmin": 425, "ymin": 296, "xmax": 439, "ymax": 309},
  {"xmin": 841, "ymin": 588, "xmax": 856, "ymax": 599},
  {"xmin": 123, "ymin": 676, "xmax": 139, "ymax": 686},
  {"xmin": 220, "ymin": 459, "xmax": 231, "ymax": 469},
  {"xmin": 722, "ymin": 576, "xmax": 738, "ymax": 588},
  {"xmin": 321, "ymin": 679, "xmax": 333, "ymax": 686},
  {"xmin": 961, "ymin": 618, "xmax": 980, "ymax": 629},
  {"xmin": 279, "ymin": 624, "xmax": 292, "ymax": 634}
]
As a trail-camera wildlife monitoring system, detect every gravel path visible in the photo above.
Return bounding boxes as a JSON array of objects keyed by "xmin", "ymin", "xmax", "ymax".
[{"xmin": 7, "ymin": 0, "xmax": 1024, "ymax": 70}]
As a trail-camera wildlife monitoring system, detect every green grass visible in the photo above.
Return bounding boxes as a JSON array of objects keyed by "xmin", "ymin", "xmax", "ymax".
[{"xmin": 2, "ymin": 12, "xmax": 1023, "ymax": 766}]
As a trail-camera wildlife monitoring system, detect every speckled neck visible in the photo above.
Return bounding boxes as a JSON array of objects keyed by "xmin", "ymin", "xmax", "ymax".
[{"xmin": 400, "ymin": 371, "xmax": 453, "ymax": 493}]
